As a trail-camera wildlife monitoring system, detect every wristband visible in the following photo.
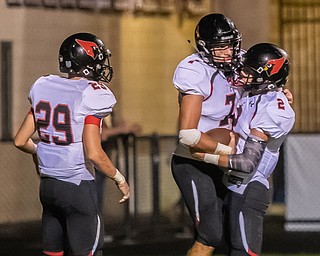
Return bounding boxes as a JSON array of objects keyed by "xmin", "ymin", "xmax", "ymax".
[
  {"xmin": 214, "ymin": 142, "xmax": 232, "ymax": 155},
  {"xmin": 203, "ymin": 154, "xmax": 220, "ymax": 165},
  {"xmin": 112, "ymin": 169, "xmax": 126, "ymax": 185}
]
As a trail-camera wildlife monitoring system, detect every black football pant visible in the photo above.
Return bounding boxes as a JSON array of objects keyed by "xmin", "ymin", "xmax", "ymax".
[
  {"xmin": 40, "ymin": 178, "xmax": 104, "ymax": 256},
  {"xmin": 171, "ymin": 155, "xmax": 227, "ymax": 248},
  {"xmin": 224, "ymin": 181, "xmax": 270, "ymax": 256}
]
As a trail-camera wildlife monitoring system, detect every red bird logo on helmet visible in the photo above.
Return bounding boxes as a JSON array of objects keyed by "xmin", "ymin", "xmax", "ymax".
[
  {"xmin": 75, "ymin": 39, "xmax": 99, "ymax": 59},
  {"xmin": 265, "ymin": 57, "xmax": 286, "ymax": 76}
]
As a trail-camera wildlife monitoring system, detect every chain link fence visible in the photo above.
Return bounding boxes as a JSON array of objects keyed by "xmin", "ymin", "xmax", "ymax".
[
  {"xmin": 284, "ymin": 134, "xmax": 320, "ymax": 231},
  {"xmin": 1, "ymin": 133, "xmax": 319, "ymax": 235}
]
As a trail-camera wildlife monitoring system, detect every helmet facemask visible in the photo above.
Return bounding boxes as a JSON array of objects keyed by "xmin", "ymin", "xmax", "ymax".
[
  {"xmin": 198, "ymin": 39, "xmax": 242, "ymax": 75},
  {"xmin": 232, "ymin": 66, "xmax": 274, "ymax": 93},
  {"xmin": 78, "ymin": 49, "xmax": 113, "ymax": 83},
  {"xmin": 99, "ymin": 59, "xmax": 114, "ymax": 83},
  {"xmin": 243, "ymin": 66, "xmax": 280, "ymax": 92}
]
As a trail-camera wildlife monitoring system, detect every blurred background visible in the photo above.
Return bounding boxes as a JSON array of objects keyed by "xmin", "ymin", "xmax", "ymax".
[{"xmin": 0, "ymin": 0, "xmax": 319, "ymax": 255}]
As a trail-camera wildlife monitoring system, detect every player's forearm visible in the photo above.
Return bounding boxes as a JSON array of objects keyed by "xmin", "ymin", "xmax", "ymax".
[
  {"xmin": 203, "ymin": 154, "xmax": 228, "ymax": 168},
  {"xmin": 179, "ymin": 129, "xmax": 232, "ymax": 156},
  {"xmin": 189, "ymin": 132, "xmax": 218, "ymax": 153},
  {"xmin": 218, "ymin": 155, "xmax": 229, "ymax": 167},
  {"xmin": 14, "ymin": 112, "xmax": 37, "ymax": 154},
  {"xmin": 227, "ymin": 136, "xmax": 267, "ymax": 173},
  {"xmin": 89, "ymin": 150, "xmax": 126, "ymax": 186},
  {"xmin": 87, "ymin": 149, "xmax": 116, "ymax": 177},
  {"xmin": 204, "ymin": 152, "xmax": 258, "ymax": 173},
  {"xmin": 84, "ymin": 123, "xmax": 117, "ymax": 177},
  {"xmin": 14, "ymin": 137, "xmax": 37, "ymax": 155},
  {"xmin": 203, "ymin": 136, "xmax": 267, "ymax": 173},
  {"xmin": 195, "ymin": 132, "xmax": 232, "ymax": 154}
]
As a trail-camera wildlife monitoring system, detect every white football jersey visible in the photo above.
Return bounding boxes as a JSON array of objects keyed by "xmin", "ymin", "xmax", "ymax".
[
  {"xmin": 29, "ymin": 75, "xmax": 116, "ymax": 185},
  {"xmin": 224, "ymin": 89, "xmax": 295, "ymax": 194},
  {"xmin": 173, "ymin": 53, "xmax": 240, "ymax": 159}
]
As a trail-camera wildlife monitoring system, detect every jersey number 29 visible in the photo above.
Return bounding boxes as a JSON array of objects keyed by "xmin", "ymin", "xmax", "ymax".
[{"xmin": 35, "ymin": 101, "xmax": 73, "ymax": 145}]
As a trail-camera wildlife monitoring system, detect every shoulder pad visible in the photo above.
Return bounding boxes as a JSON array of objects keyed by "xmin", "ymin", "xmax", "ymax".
[
  {"xmin": 81, "ymin": 82, "xmax": 117, "ymax": 118},
  {"xmin": 251, "ymin": 92, "xmax": 295, "ymax": 138},
  {"xmin": 266, "ymin": 92, "xmax": 295, "ymax": 133},
  {"xmin": 173, "ymin": 55, "xmax": 213, "ymax": 97}
]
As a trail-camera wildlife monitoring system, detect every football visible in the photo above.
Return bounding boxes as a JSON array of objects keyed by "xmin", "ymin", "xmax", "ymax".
[{"xmin": 205, "ymin": 128, "xmax": 239, "ymax": 145}]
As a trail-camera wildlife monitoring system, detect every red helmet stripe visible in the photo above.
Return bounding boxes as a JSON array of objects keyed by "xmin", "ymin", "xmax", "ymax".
[
  {"xmin": 75, "ymin": 39, "xmax": 98, "ymax": 59},
  {"xmin": 266, "ymin": 57, "xmax": 285, "ymax": 75}
]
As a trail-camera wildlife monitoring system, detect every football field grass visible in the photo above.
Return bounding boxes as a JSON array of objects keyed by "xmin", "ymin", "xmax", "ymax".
[
  {"xmin": 108, "ymin": 252, "xmax": 320, "ymax": 256},
  {"xmin": 214, "ymin": 255, "xmax": 320, "ymax": 256},
  {"xmin": 150, "ymin": 254, "xmax": 320, "ymax": 256},
  {"xmin": 108, "ymin": 254, "xmax": 320, "ymax": 256}
]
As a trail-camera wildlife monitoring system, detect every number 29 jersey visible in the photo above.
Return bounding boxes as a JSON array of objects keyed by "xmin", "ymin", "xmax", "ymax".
[{"xmin": 29, "ymin": 75, "xmax": 116, "ymax": 185}]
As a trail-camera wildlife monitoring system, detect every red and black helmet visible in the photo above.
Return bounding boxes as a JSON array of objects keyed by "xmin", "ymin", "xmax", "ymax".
[
  {"xmin": 59, "ymin": 32, "xmax": 113, "ymax": 83},
  {"xmin": 241, "ymin": 43, "xmax": 290, "ymax": 91}
]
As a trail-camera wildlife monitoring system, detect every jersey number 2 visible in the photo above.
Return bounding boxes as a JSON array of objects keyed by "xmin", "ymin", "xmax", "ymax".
[
  {"xmin": 35, "ymin": 101, "xmax": 73, "ymax": 145},
  {"xmin": 277, "ymin": 98, "xmax": 285, "ymax": 110}
]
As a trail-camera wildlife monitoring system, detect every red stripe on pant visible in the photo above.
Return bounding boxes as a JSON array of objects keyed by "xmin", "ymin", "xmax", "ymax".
[
  {"xmin": 248, "ymin": 248, "xmax": 258, "ymax": 256},
  {"xmin": 43, "ymin": 251, "xmax": 93, "ymax": 256},
  {"xmin": 43, "ymin": 251, "xmax": 64, "ymax": 256}
]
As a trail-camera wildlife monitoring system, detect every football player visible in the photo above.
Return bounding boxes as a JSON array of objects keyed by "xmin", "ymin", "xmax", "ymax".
[
  {"xmin": 171, "ymin": 13, "xmax": 243, "ymax": 256},
  {"xmin": 14, "ymin": 33, "xmax": 130, "ymax": 256},
  {"xmin": 193, "ymin": 43, "xmax": 295, "ymax": 255}
]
